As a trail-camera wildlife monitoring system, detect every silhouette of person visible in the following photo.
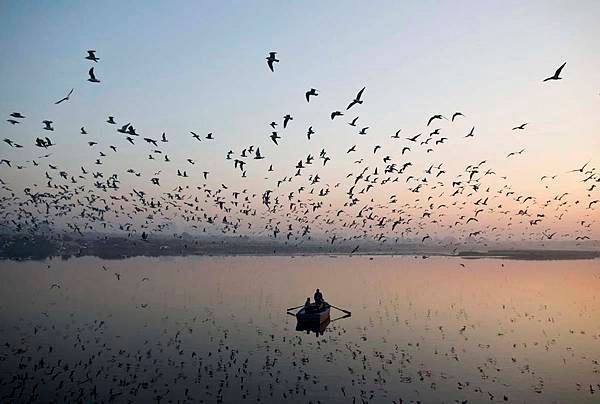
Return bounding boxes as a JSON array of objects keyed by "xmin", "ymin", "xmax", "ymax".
[
  {"xmin": 314, "ymin": 289, "xmax": 323, "ymax": 307},
  {"xmin": 304, "ymin": 297, "xmax": 311, "ymax": 308}
]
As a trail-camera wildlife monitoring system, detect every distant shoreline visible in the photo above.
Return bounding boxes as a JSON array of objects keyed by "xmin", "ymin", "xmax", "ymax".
[
  {"xmin": 1, "ymin": 234, "xmax": 598, "ymax": 261},
  {"xmin": 1, "ymin": 247, "xmax": 598, "ymax": 262},
  {"xmin": 456, "ymin": 249, "xmax": 600, "ymax": 261}
]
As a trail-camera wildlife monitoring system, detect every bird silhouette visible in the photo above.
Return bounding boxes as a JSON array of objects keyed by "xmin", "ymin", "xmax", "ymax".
[
  {"xmin": 266, "ymin": 52, "xmax": 279, "ymax": 72},
  {"xmin": 452, "ymin": 112, "xmax": 464, "ymax": 121},
  {"xmin": 42, "ymin": 120, "xmax": 54, "ymax": 131},
  {"xmin": 347, "ymin": 87, "xmax": 366, "ymax": 110},
  {"xmin": 305, "ymin": 88, "xmax": 318, "ymax": 102},
  {"xmin": 543, "ymin": 62, "xmax": 566, "ymax": 82},
  {"xmin": 87, "ymin": 67, "xmax": 100, "ymax": 83},
  {"xmin": 85, "ymin": 50, "xmax": 99, "ymax": 62},
  {"xmin": 331, "ymin": 111, "xmax": 343, "ymax": 120},
  {"xmin": 54, "ymin": 88, "xmax": 74, "ymax": 104},
  {"xmin": 427, "ymin": 114, "xmax": 446, "ymax": 126}
]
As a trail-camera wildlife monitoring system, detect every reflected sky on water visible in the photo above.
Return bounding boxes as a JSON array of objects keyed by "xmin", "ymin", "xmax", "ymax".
[{"xmin": 1, "ymin": 255, "xmax": 599, "ymax": 403}]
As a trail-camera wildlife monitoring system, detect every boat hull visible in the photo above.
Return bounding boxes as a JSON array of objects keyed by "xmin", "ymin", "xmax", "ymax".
[
  {"xmin": 296, "ymin": 305, "xmax": 330, "ymax": 323},
  {"xmin": 296, "ymin": 317, "xmax": 330, "ymax": 334}
]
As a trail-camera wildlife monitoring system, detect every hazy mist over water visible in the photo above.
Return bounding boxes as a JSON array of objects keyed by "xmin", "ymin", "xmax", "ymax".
[{"xmin": 1, "ymin": 256, "xmax": 599, "ymax": 402}]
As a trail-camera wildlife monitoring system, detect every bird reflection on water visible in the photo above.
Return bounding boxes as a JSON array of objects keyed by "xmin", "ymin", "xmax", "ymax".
[{"xmin": 1, "ymin": 255, "xmax": 599, "ymax": 403}]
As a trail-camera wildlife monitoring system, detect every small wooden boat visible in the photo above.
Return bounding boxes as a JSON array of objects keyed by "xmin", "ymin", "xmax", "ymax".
[
  {"xmin": 296, "ymin": 316, "xmax": 330, "ymax": 334},
  {"xmin": 295, "ymin": 303, "xmax": 330, "ymax": 323}
]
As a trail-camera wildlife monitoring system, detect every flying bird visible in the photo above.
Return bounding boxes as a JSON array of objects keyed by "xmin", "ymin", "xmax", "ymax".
[
  {"xmin": 570, "ymin": 161, "xmax": 589, "ymax": 173},
  {"xmin": 507, "ymin": 149, "xmax": 525, "ymax": 158},
  {"xmin": 266, "ymin": 52, "xmax": 279, "ymax": 72},
  {"xmin": 54, "ymin": 88, "xmax": 74, "ymax": 105},
  {"xmin": 543, "ymin": 62, "xmax": 566, "ymax": 82},
  {"xmin": 331, "ymin": 111, "xmax": 343, "ymax": 120},
  {"xmin": 427, "ymin": 115, "xmax": 446, "ymax": 126},
  {"xmin": 346, "ymin": 87, "xmax": 366, "ymax": 110},
  {"xmin": 85, "ymin": 50, "xmax": 99, "ymax": 62},
  {"xmin": 117, "ymin": 123, "xmax": 130, "ymax": 134},
  {"xmin": 270, "ymin": 132, "xmax": 281, "ymax": 145},
  {"xmin": 406, "ymin": 133, "xmax": 421, "ymax": 142},
  {"xmin": 42, "ymin": 120, "xmax": 54, "ymax": 131},
  {"xmin": 305, "ymin": 88, "xmax": 318, "ymax": 102},
  {"xmin": 87, "ymin": 67, "xmax": 100, "ymax": 83}
]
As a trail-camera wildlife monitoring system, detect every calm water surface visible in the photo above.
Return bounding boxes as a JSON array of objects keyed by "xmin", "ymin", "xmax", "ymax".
[{"xmin": 0, "ymin": 255, "xmax": 599, "ymax": 403}]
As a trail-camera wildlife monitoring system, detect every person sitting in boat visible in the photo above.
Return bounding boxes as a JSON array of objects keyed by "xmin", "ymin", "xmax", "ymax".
[
  {"xmin": 304, "ymin": 297, "xmax": 311, "ymax": 308},
  {"xmin": 314, "ymin": 289, "xmax": 324, "ymax": 308}
]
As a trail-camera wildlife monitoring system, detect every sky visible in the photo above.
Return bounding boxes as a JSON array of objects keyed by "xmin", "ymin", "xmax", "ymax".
[{"xmin": 0, "ymin": 1, "xmax": 599, "ymax": 242}]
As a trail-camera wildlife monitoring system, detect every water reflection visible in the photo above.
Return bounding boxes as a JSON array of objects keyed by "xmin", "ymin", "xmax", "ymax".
[{"xmin": 0, "ymin": 255, "xmax": 598, "ymax": 403}]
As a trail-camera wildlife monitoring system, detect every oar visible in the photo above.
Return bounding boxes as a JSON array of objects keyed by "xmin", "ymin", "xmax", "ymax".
[
  {"xmin": 286, "ymin": 304, "xmax": 304, "ymax": 312},
  {"xmin": 329, "ymin": 304, "xmax": 351, "ymax": 316},
  {"xmin": 330, "ymin": 313, "xmax": 351, "ymax": 322}
]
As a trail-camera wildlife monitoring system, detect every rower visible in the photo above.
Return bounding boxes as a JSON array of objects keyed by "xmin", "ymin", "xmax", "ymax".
[{"xmin": 314, "ymin": 289, "xmax": 324, "ymax": 308}]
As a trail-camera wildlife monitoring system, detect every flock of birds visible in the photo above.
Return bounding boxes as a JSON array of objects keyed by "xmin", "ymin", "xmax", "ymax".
[
  {"xmin": 0, "ymin": 50, "xmax": 598, "ymax": 252},
  {"xmin": 1, "ymin": 48, "xmax": 599, "ymax": 403}
]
